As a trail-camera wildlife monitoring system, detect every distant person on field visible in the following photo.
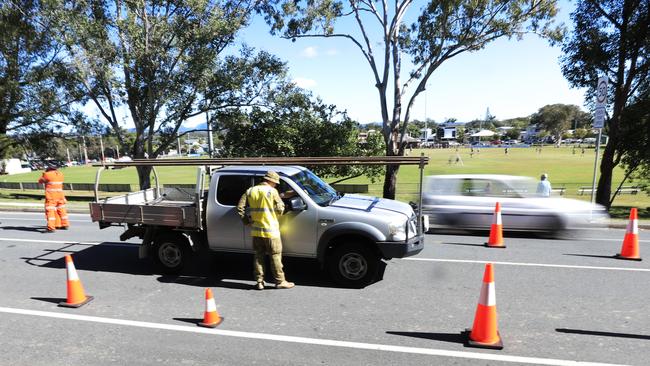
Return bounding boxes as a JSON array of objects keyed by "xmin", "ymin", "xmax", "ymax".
[
  {"xmin": 237, "ymin": 171, "xmax": 294, "ymax": 290},
  {"xmin": 536, "ymin": 173, "xmax": 552, "ymax": 197},
  {"xmin": 38, "ymin": 164, "xmax": 69, "ymax": 232}
]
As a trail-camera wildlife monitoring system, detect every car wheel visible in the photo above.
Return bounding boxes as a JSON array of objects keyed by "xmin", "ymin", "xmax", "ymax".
[
  {"xmin": 152, "ymin": 234, "xmax": 189, "ymax": 274},
  {"xmin": 326, "ymin": 243, "xmax": 379, "ymax": 288}
]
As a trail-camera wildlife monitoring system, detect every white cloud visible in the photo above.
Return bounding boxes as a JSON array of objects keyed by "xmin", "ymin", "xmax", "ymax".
[
  {"xmin": 325, "ymin": 48, "xmax": 338, "ymax": 56},
  {"xmin": 292, "ymin": 77, "xmax": 317, "ymax": 89},
  {"xmin": 301, "ymin": 46, "xmax": 318, "ymax": 58}
]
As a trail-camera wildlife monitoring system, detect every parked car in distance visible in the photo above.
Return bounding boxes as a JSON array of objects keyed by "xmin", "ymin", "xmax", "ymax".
[{"xmin": 422, "ymin": 174, "xmax": 609, "ymax": 236}]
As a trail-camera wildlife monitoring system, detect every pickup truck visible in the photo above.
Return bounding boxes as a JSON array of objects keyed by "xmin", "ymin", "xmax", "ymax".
[{"xmin": 90, "ymin": 163, "xmax": 426, "ymax": 288}]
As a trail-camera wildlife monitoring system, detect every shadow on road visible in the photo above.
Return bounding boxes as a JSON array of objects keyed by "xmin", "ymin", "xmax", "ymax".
[
  {"xmin": 386, "ymin": 331, "xmax": 466, "ymax": 345},
  {"xmin": 556, "ymin": 328, "xmax": 650, "ymax": 340},
  {"xmin": 563, "ymin": 253, "xmax": 617, "ymax": 259},
  {"xmin": 20, "ymin": 242, "xmax": 349, "ymax": 289},
  {"xmin": 0, "ymin": 226, "xmax": 49, "ymax": 233}
]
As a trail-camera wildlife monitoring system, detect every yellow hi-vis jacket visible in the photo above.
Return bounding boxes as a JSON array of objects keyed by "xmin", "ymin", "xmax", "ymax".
[{"xmin": 238, "ymin": 183, "xmax": 284, "ymax": 238}]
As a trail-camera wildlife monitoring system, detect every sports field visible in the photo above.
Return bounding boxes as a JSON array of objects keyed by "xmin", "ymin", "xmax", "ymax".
[{"xmin": 2, "ymin": 146, "xmax": 648, "ymax": 211}]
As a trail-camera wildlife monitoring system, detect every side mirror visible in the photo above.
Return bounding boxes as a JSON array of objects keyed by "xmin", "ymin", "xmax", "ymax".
[{"xmin": 288, "ymin": 197, "xmax": 306, "ymax": 212}]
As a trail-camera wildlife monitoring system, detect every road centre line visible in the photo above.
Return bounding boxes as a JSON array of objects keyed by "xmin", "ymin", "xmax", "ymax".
[
  {"xmin": 1, "ymin": 237, "xmax": 648, "ymax": 272},
  {"xmin": 0, "ymin": 218, "xmax": 89, "ymax": 222},
  {"xmin": 0, "ymin": 307, "xmax": 624, "ymax": 366},
  {"xmin": 403, "ymin": 258, "xmax": 650, "ymax": 272}
]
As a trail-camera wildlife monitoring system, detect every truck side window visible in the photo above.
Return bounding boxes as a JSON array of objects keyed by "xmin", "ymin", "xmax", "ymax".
[{"xmin": 216, "ymin": 175, "xmax": 250, "ymax": 206}]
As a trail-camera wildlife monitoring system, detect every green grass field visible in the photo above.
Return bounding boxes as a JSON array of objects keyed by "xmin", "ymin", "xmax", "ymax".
[{"xmin": 2, "ymin": 146, "xmax": 648, "ymax": 214}]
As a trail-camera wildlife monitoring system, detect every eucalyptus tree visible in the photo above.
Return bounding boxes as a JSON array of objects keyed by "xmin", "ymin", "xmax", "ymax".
[
  {"xmin": 262, "ymin": 0, "xmax": 563, "ymax": 198},
  {"xmin": 49, "ymin": 0, "xmax": 283, "ymax": 188},
  {"xmin": 0, "ymin": 0, "xmax": 80, "ymax": 158},
  {"xmin": 561, "ymin": 0, "xmax": 649, "ymax": 209},
  {"xmin": 530, "ymin": 104, "xmax": 591, "ymax": 145}
]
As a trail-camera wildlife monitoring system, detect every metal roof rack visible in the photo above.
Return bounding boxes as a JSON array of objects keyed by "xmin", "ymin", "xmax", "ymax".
[{"xmin": 93, "ymin": 155, "xmax": 428, "ymax": 167}]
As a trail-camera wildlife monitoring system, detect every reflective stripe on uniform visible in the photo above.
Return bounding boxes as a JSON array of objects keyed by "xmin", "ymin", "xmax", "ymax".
[
  {"xmin": 46, "ymin": 182, "xmax": 63, "ymax": 186},
  {"xmin": 45, "ymin": 188, "xmax": 63, "ymax": 192}
]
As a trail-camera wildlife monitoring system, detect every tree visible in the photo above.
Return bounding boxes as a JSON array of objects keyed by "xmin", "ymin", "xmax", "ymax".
[
  {"xmin": 48, "ymin": 0, "xmax": 281, "ymax": 189},
  {"xmin": 0, "ymin": 0, "xmax": 80, "ymax": 158},
  {"xmin": 618, "ymin": 89, "xmax": 650, "ymax": 200},
  {"xmin": 263, "ymin": 0, "xmax": 562, "ymax": 198},
  {"xmin": 221, "ymin": 88, "xmax": 385, "ymax": 181},
  {"xmin": 561, "ymin": 0, "xmax": 650, "ymax": 209},
  {"xmin": 530, "ymin": 104, "xmax": 591, "ymax": 145}
]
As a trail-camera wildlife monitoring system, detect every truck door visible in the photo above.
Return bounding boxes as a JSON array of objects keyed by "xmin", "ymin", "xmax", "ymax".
[
  {"xmin": 208, "ymin": 174, "xmax": 251, "ymax": 250},
  {"xmin": 244, "ymin": 176, "xmax": 318, "ymax": 257}
]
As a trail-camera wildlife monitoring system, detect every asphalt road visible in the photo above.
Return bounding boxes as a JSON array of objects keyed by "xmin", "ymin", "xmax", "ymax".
[{"xmin": 0, "ymin": 211, "xmax": 648, "ymax": 366}]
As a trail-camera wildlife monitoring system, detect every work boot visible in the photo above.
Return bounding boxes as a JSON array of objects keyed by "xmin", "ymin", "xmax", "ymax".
[
  {"xmin": 254, "ymin": 282, "xmax": 264, "ymax": 290},
  {"xmin": 275, "ymin": 281, "xmax": 295, "ymax": 289},
  {"xmin": 45, "ymin": 229, "xmax": 55, "ymax": 233},
  {"xmin": 59, "ymin": 226, "xmax": 69, "ymax": 230}
]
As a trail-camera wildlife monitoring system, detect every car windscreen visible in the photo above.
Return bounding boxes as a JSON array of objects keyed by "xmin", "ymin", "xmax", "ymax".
[{"xmin": 290, "ymin": 170, "xmax": 337, "ymax": 206}]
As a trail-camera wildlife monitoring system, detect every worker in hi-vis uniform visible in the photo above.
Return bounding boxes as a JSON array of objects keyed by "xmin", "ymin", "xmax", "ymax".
[
  {"xmin": 38, "ymin": 165, "xmax": 69, "ymax": 232},
  {"xmin": 237, "ymin": 170, "xmax": 294, "ymax": 290}
]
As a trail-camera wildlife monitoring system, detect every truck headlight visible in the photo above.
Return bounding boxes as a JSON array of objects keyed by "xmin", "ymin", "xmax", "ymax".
[{"xmin": 388, "ymin": 220, "xmax": 407, "ymax": 241}]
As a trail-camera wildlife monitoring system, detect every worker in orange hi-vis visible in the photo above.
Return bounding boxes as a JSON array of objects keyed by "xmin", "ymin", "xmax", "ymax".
[{"xmin": 38, "ymin": 164, "xmax": 69, "ymax": 233}]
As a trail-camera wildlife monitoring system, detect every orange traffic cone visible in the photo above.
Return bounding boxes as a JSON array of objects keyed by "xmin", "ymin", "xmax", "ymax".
[
  {"xmin": 615, "ymin": 208, "xmax": 642, "ymax": 261},
  {"xmin": 485, "ymin": 202, "xmax": 505, "ymax": 248},
  {"xmin": 198, "ymin": 288, "xmax": 223, "ymax": 328},
  {"xmin": 58, "ymin": 254, "xmax": 93, "ymax": 308},
  {"xmin": 464, "ymin": 263, "xmax": 503, "ymax": 349}
]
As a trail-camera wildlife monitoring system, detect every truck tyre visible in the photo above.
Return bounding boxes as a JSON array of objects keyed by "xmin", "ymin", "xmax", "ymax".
[
  {"xmin": 152, "ymin": 234, "xmax": 189, "ymax": 274},
  {"xmin": 326, "ymin": 243, "xmax": 380, "ymax": 288}
]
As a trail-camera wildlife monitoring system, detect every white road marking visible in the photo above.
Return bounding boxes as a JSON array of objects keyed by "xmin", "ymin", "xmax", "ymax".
[
  {"xmin": 580, "ymin": 237, "xmax": 649, "ymax": 243},
  {"xmin": 0, "ymin": 307, "xmax": 624, "ymax": 366},
  {"xmin": 0, "ymin": 218, "xmax": 89, "ymax": 222},
  {"xmin": 0, "ymin": 211, "xmax": 89, "ymax": 216},
  {"xmin": 404, "ymin": 258, "xmax": 650, "ymax": 272}
]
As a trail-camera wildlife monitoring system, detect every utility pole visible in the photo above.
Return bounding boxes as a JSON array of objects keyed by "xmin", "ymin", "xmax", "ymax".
[
  {"xmin": 115, "ymin": 146, "xmax": 120, "ymax": 159},
  {"xmin": 177, "ymin": 137, "xmax": 182, "ymax": 156}
]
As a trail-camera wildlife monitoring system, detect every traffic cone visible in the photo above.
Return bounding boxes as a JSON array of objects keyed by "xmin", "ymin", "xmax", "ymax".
[
  {"xmin": 485, "ymin": 202, "xmax": 506, "ymax": 248},
  {"xmin": 58, "ymin": 254, "xmax": 93, "ymax": 308},
  {"xmin": 464, "ymin": 263, "xmax": 503, "ymax": 349},
  {"xmin": 615, "ymin": 208, "xmax": 642, "ymax": 261},
  {"xmin": 198, "ymin": 288, "xmax": 223, "ymax": 328}
]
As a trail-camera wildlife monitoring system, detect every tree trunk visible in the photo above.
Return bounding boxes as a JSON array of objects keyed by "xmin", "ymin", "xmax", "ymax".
[
  {"xmin": 137, "ymin": 165, "xmax": 153, "ymax": 191},
  {"xmin": 382, "ymin": 132, "xmax": 400, "ymax": 199},
  {"xmin": 382, "ymin": 164, "xmax": 400, "ymax": 199},
  {"xmin": 596, "ymin": 134, "xmax": 617, "ymax": 210}
]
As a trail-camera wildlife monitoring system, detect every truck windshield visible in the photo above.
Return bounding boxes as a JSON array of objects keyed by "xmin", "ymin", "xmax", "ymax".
[{"xmin": 291, "ymin": 170, "xmax": 338, "ymax": 206}]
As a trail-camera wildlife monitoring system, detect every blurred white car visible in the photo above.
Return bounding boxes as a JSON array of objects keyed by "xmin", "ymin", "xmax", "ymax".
[{"xmin": 422, "ymin": 174, "xmax": 609, "ymax": 235}]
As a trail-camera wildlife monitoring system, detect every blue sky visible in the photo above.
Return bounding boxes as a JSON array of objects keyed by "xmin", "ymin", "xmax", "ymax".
[{"xmin": 230, "ymin": 0, "xmax": 586, "ymax": 125}]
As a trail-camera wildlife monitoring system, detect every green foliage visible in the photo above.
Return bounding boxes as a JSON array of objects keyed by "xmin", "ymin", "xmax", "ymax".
[
  {"xmin": 530, "ymin": 104, "xmax": 590, "ymax": 144},
  {"xmin": 263, "ymin": 0, "xmax": 563, "ymax": 198},
  {"xmin": 221, "ymin": 89, "xmax": 385, "ymax": 181},
  {"xmin": 0, "ymin": 0, "xmax": 81, "ymax": 156},
  {"xmin": 48, "ymin": 0, "xmax": 284, "ymax": 188},
  {"xmin": 561, "ymin": 0, "xmax": 649, "ymax": 207}
]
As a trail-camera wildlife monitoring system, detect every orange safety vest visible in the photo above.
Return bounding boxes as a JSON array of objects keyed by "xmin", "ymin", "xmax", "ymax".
[{"xmin": 38, "ymin": 170, "xmax": 66, "ymax": 200}]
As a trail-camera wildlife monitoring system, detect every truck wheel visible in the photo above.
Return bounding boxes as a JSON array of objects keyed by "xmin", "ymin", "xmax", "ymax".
[
  {"xmin": 153, "ymin": 235, "xmax": 189, "ymax": 274},
  {"xmin": 327, "ymin": 243, "xmax": 379, "ymax": 288}
]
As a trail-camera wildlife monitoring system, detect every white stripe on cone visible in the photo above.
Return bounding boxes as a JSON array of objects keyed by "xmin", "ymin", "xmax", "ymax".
[
  {"xmin": 493, "ymin": 212, "xmax": 502, "ymax": 226},
  {"xmin": 66, "ymin": 261, "xmax": 80, "ymax": 281},
  {"xmin": 628, "ymin": 219, "xmax": 638, "ymax": 235},
  {"xmin": 205, "ymin": 298, "xmax": 217, "ymax": 312},
  {"xmin": 478, "ymin": 282, "xmax": 496, "ymax": 306}
]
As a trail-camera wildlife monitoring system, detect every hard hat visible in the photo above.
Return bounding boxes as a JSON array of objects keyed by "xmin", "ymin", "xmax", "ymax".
[{"xmin": 264, "ymin": 171, "xmax": 280, "ymax": 184}]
